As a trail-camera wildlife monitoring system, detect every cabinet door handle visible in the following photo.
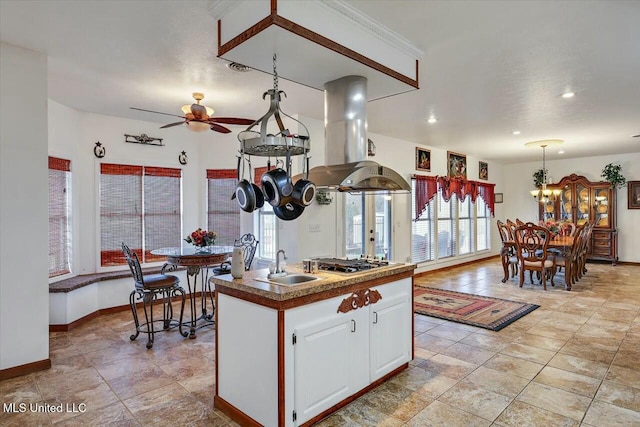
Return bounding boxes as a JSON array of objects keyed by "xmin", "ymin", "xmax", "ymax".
[
  {"xmin": 373, "ymin": 312, "xmax": 378, "ymax": 324},
  {"xmin": 351, "ymin": 319, "xmax": 356, "ymax": 333}
]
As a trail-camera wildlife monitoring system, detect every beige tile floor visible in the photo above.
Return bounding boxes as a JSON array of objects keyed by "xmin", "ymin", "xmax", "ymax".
[{"xmin": 1, "ymin": 260, "xmax": 639, "ymax": 426}]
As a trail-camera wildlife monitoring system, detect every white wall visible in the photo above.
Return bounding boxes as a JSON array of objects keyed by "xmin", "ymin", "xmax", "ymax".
[
  {"xmin": 504, "ymin": 152, "xmax": 640, "ymax": 262},
  {"xmin": 0, "ymin": 43, "xmax": 50, "ymax": 370}
]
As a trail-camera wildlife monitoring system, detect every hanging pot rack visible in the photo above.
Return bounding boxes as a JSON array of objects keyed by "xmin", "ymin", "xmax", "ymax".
[{"xmin": 238, "ymin": 54, "xmax": 310, "ymax": 158}]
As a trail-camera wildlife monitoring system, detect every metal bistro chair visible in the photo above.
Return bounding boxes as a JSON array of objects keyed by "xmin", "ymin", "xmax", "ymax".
[
  {"xmin": 212, "ymin": 233, "xmax": 259, "ymax": 275},
  {"xmin": 122, "ymin": 243, "xmax": 187, "ymax": 349}
]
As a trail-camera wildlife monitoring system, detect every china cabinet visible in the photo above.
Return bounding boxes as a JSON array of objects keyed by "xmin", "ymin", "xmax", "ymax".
[{"xmin": 538, "ymin": 174, "xmax": 617, "ymax": 264}]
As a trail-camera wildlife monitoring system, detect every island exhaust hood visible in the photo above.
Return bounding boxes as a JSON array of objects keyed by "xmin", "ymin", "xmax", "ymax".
[{"xmin": 302, "ymin": 75, "xmax": 410, "ymax": 192}]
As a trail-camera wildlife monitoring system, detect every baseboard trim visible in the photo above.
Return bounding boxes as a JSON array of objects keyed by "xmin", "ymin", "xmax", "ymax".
[
  {"xmin": 49, "ymin": 291, "xmax": 206, "ymax": 332},
  {"xmin": 214, "ymin": 395, "xmax": 262, "ymax": 427},
  {"xmin": 414, "ymin": 254, "xmax": 499, "ymax": 278},
  {"xmin": 0, "ymin": 358, "xmax": 51, "ymax": 381}
]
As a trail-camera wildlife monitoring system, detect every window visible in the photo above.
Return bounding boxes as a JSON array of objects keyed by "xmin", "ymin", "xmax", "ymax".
[
  {"xmin": 437, "ymin": 192, "xmax": 457, "ymax": 259},
  {"xmin": 412, "ymin": 177, "xmax": 494, "ymax": 264},
  {"xmin": 458, "ymin": 195, "xmax": 474, "ymax": 255},
  {"xmin": 411, "ymin": 180, "xmax": 435, "ymax": 263},
  {"xmin": 476, "ymin": 196, "xmax": 491, "ymax": 251},
  {"xmin": 100, "ymin": 163, "xmax": 182, "ymax": 266},
  {"xmin": 49, "ymin": 156, "xmax": 72, "ymax": 277},
  {"xmin": 257, "ymin": 203, "xmax": 277, "ymax": 260},
  {"xmin": 207, "ymin": 169, "xmax": 240, "ymax": 246}
]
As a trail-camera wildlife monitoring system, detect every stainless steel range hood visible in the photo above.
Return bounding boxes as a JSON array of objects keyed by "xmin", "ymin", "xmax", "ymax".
[{"xmin": 301, "ymin": 76, "xmax": 410, "ymax": 192}]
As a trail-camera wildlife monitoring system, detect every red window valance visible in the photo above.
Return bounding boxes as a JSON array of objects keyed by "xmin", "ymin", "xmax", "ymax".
[
  {"xmin": 414, "ymin": 175, "xmax": 438, "ymax": 220},
  {"xmin": 207, "ymin": 169, "xmax": 237, "ymax": 179},
  {"xmin": 435, "ymin": 176, "xmax": 496, "ymax": 216},
  {"xmin": 49, "ymin": 156, "xmax": 71, "ymax": 172}
]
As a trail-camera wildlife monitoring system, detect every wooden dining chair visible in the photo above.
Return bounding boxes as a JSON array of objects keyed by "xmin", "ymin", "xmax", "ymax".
[
  {"xmin": 497, "ymin": 220, "xmax": 518, "ymax": 282},
  {"xmin": 515, "ymin": 218, "xmax": 525, "ymax": 226},
  {"xmin": 554, "ymin": 223, "xmax": 585, "ymax": 289},
  {"xmin": 513, "ymin": 222, "xmax": 556, "ymax": 290}
]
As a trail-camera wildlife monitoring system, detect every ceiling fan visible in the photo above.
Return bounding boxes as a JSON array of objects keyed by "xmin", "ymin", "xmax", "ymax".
[{"xmin": 131, "ymin": 92, "xmax": 255, "ymax": 133}]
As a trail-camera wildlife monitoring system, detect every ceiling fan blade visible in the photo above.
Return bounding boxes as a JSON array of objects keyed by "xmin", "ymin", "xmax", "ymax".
[
  {"xmin": 209, "ymin": 117, "xmax": 255, "ymax": 125},
  {"xmin": 130, "ymin": 107, "xmax": 186, "ymax": 119},
  {"xmin": 160, "ymin": 121, "xmax": 186, "ymax": 129},
  {"xmin": 210, "ymin": 123, "xmax": 232, "ymax": 134}
]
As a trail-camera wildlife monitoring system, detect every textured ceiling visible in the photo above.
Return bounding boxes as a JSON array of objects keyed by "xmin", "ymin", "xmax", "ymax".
[{"xmin": 1, "ymin": 0, "xmax": 638, "ymax": 163}]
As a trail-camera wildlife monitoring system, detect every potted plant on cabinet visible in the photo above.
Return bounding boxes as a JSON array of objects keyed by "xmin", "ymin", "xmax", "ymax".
[
  {"xmin": 601, "ymin": 163, "xmax": 626, "ymax": 189},
  {"xmin": 600, "ymin": 163, "xmax": 624, "ymax": 266}
]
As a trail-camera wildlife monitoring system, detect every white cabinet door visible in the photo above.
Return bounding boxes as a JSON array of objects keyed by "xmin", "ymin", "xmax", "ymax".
[
  {"xmin": 293, "ymin": 309, "xmax": 368, "ymax": 425},
  {"xmin": 370, "ymin": 290, "xmax": 411, "ymax": 381}
]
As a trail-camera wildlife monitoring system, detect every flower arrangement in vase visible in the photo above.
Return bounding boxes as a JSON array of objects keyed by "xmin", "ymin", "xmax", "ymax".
[{"xmin": 184, "ymin": 228, "xmax": 217, "ymax": 249}]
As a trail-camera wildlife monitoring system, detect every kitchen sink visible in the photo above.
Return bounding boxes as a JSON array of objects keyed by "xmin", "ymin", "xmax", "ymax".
[{"xmin": 256, "ymin": 274, "xmax": 321, "ymax": 286}]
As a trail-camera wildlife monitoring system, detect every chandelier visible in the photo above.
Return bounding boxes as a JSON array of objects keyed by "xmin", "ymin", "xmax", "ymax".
[{"xmin": 525, "ymin": 139, "xmax": 563, "ymax": 203}]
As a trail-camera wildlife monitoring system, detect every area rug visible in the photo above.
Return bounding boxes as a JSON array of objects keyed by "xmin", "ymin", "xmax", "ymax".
[{"xmin": 414, "ymin": 286, "xmax": 539, "ymax": 331}]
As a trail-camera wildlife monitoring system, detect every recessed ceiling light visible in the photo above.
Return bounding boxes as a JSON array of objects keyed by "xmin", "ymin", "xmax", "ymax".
[
  {"xmin": 512, "ymin": 130, "xmax": 521, "ymax": 135},
  {"xmin": 561, "ymin": 92, "xmax": 575, "ymax": 98},
  {"xmin": 427, "ymin": 116, "xmax": 437, "ymax": 124},
  {"xmin": 558, "ymin": 150, "xmax": 565, "ymax": 154}
]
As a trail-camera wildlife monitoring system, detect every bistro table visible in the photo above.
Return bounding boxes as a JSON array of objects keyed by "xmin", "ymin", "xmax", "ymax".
[{"xmin": 151, "ymin": 246, "xmax": 233, "ymax": 338}]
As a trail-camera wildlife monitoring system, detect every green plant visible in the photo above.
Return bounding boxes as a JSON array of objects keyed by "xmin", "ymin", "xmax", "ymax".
[
  {"xmin": 601, "ymin": 163, "xmax": 626, "ymax": 188},
  {"xmin": 533, "ymin": 169, "xmax": 547, "ymax": 188}
]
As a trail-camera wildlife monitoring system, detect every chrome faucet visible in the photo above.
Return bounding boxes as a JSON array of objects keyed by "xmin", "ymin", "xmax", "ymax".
[{"xmin": 276, "ymin": 249, "xmax": 287, "ymax": 273}]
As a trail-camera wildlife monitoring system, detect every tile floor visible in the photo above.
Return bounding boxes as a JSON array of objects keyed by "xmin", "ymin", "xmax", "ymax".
[{"xmin": 1, "ymin": 259, "xmax": 639, "ymax": 426}]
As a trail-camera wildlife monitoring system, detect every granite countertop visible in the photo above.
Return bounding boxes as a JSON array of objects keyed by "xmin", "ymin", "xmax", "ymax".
[{"xmin": 210, "ymin": 262, "xmax": 416, "ymax": 302}]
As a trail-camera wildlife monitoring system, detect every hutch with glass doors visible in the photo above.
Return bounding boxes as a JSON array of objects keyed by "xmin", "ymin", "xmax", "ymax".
[{"xmin": 538, "ymin": 174, "xmax": 617, "ymax": 264}]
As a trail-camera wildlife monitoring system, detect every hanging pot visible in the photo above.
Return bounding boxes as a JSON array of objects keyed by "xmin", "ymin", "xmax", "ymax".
[
  {"xmin": 273, "ymin": 202, "xmax": 305, "ymax": 221},
  {"xmin": 261, "ymin": 151, "xmax": 293, "ymax": 207},
  {"xmin": 292, "ymin": 179, "xmax": 316, "ymax": 206},
  {"xmin": 234, "ymin": 156, "xmax": 264, "ymax": 213},
  {"xmin": 291, "ymin": 154, "xmax": 316, "ymax": 206}
]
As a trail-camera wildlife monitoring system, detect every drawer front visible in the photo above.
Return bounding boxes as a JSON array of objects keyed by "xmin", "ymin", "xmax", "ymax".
[
  {"xmin": 591, "ymin": 246, "xmax": 612, "ymax": 257},
  {"xmin": 592, "ymin": 230, "xmax": 611, "ymax": 240},
  {"xmin": 592, "ymin": 239, "xmax": 610, "ymax": 248}
]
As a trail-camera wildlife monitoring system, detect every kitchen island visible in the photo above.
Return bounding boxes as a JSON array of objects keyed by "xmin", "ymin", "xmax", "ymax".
[{"xmin": 209, "ymin": 262, "xmax": 415, "ymax": 427}]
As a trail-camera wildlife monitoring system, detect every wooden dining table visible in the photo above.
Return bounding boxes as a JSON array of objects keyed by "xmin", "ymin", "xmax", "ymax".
[{"xmin": 500, "ymin": 235, "xmax": 575, "ymax": 284}]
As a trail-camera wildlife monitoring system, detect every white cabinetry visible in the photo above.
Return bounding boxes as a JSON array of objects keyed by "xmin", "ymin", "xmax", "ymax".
[
  {"xmin": 288, "ymin": 278, "xmax": 411, "ymax": 425},
  {"xmin": 370, "ymin": 290, "xmax": 411, "ymax": 381}
]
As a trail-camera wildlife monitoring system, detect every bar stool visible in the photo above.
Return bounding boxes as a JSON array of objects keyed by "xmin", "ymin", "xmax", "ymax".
[{"xmin": 122, "ymin": 243, "xmax": 187, "ymax": 349}]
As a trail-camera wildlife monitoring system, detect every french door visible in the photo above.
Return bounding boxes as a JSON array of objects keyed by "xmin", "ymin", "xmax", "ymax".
[{"xmin": 344, "ymin": 193, "xmax": 392, "ymax": 259}]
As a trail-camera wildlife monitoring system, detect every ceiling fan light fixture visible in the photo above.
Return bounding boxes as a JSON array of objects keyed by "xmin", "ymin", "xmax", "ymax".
[
  {"xmin": 185, "ymin": 121, "xmax": 211, "ymax": 132},
  {"xmin": 181, "ymin": 104, "xmax": 214, "ymax": 116}
]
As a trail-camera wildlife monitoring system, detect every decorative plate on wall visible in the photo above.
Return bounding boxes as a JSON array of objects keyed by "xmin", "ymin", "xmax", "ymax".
[
  {"xmin": 597, "ymin": 204, "xmax": 608, "ymax": 213},
  {"xmin": 546, "ymin": 204, "xmax": 554, "ymax": 213},
  {"xmin": 564, "ymin": 189, "xmax": 572, "ymax": 200},
  {"xmin": 564, "ymin": 202, "xmax": 572, "ymax": 212},
  {"xmin": 597, "ymin": 189, "xmax": 608, "ymax": 199},
  {"xmin": 597, "ymin": 217, "xmax": 608, "ymax": 226}
]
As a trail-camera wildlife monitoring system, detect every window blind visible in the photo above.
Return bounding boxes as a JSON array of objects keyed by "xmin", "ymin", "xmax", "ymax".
[
  {"xmin": 49, "ymin": 157, "xmax": 72, "ymax": 277},
  {"xmin": 476, "ymin": 196, "xmax": 491, "ymax": 251},
  {"xmin": 437, "ymin": 192, "xmax": 457, "ymax": 259},
  {"xmin": 100, "ymin": 163, "xmax": 182, "ymax": 266},
  {"xmin": 144, "ymin": 167, "xmax": 182, "ymax": 262},
  {"xmin": 411, "ymin": 178, "xmax": 435, "ymax": 263},
  {"xmin": 207, "ymin": 169, "xmax": 240, "ymax": 246}
]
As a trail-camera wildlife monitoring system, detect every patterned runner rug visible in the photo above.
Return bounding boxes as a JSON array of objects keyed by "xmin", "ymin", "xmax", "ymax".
[{"xmin": 414, "ymin": 286, "xmax": 539, "ymax": 331}]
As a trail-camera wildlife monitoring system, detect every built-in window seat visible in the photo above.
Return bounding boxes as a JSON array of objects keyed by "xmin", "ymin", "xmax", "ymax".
[{"xmin": 49, "ymin": 267, "xmax": 187, "ymax": 331}]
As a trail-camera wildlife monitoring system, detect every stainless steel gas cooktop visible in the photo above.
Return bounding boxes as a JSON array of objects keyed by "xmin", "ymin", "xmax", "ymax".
[{"xmin": 312, "ymin": 257, "xmax": 397, "ymax": 274}]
